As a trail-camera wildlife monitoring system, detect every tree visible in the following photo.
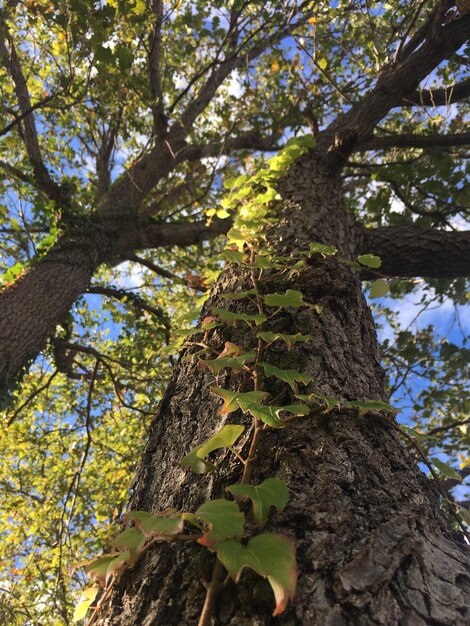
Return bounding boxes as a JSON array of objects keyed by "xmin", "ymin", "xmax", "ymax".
[{"xmin": 0, "ymin": 1, "xmax": 469, "ymax": 624}]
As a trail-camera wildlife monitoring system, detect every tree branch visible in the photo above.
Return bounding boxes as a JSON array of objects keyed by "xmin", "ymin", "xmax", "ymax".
[
  {"xmin": 356, "ymin": 132, "xmax": 470, "ymax": 151},
  {"xmin": 87, "ymin": 284, "xmax": 170, "ymax": 330},
  {"xmin": 148, "ymin": 0, "xmax": 167, "ymax": 137},
  {"xmin": 112, "ymin": 216, "xmax": 232, "ymax": 255},
  {"xmin": 101, "ymin": 5, "xmax": 314, "ymax": 216},
  {"xmin": 0, "ymin": 13, "xmax": 63, "ymax": 203},
  {"xmin": 320, "ymin": 11, "xmax": 470, "ymax": 161},
  {"xmin": 398, "ymin": 78, "xmax": 470, "ymax": 107},
  {"xmin": 361, "ymin": 226, "xmax": 470, "ymax": 278}
]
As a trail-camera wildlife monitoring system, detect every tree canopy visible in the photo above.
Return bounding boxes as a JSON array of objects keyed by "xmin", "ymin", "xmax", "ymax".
[{"xmin": 0, "ymin": 1, "xmax": 469, "ymax": 624}]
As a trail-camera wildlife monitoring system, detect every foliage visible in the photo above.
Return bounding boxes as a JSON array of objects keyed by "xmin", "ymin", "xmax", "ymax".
[{"xmin": 0, "ymin": 0, "xmax": 468, "ymax": 623}]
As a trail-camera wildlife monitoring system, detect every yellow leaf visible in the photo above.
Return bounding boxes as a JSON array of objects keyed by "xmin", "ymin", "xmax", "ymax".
[
  {"xmin": 292, "ymin": 53, "xmax": 300, "ymax": 69},
  {"xmin": 308, "ymin": 16, "xmax": 317, "ymax": 24},
  {"xmin": 271, "ymin": 60, "xmax": 280, "ymax": 73},
  {"xmin": 73, "ymin": 586, "xmax": 99, "ymax": 622}
]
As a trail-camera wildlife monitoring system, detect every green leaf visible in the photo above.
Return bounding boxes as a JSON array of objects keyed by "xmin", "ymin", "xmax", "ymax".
[
  {"xmin": 246, "ymin": 403, "xmax": 309, "ymax": 428},
  {"xmin": 264, "ymin": 289, "xmax": 306, "ymax": 308},
  {"xmin": 211, "ymin": 386, "xmax": 269, "ymax": 415},
  {"xmin": 348, "ymin": 399, "xmax": 399, "ymax": 416},
  {"xmin": 180, "ymin": 424, "xmax": 245, "ymax": 473},
  {"xmin": 112, "ymin": 528, "xmax": 146, "ymax": 563},
  {"xmin": 216, "ymin": 534, "xmax": 297, "ymax": 616},
  {"xmin": 221, "ymin": 249, "xmax": 248, "ymax": 264},
  {"xmin": 122, "ymin": 510, "xmax": 183, "ymax": 537},
  {"xmin": 369, "ymin": 279, "xmax": 389, "ymax": 299},
  {"xmin": 200, "ymin": 351, "xmax": 256, "ymax": 375},
  {"xmin": 296, "ymin": 393, "xmax": 341, "ymax": 413},
  {"xmin": 430, "ymin": 458, "xmax": 462, "ymax": 480},
  {"xmin": 75, "ymin": 553, "xmax": 126, "ymax": 586},
  {"xmin": 212, "ymin": 307, "xmax": 266, "ymax": 326},
  {"xmin": 227, "ymin": 478, "xmax": 289, "ymax": 527},
  {"xmin": 257, "ymin": 331, "xmax": 311, "ymax": 349},
  {"xmin": 357, "ymin": 254, "xmax": 382, "ymax": 269},
  {"xmin": 261, "ymin": 363, "xmax": 312, "ymax": 394},
  {"xmin": 183, "ymin": 499, "xmax": 245, "ymax": 547},
  {"xmin": 73, "ymin": 586, "xmax": 99, "ymax": 622},
  {"xmin": 456, "ymin": 503, "xmax": 470, "ymax": 525},
  {"xmin": 309, "ymin": 242, "xmax": 337, "ymax": 256},
  {"xmin": 220, "ymin": 288, "xmax": 257, "ymax": 300}
]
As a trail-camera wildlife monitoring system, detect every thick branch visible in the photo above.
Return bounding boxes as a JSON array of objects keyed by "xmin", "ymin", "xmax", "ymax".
[
  {"xmin": 356, "ymin": 132, "xmax": 470, "ymax": 151},
  {"xmin": 0, "ymin": 13, "xmax": 62, "ymax": 202},
  {"xmin": 102, "ymin": 7, "xmax": 313, "ymax": 215},
  {"xmin": 113, "ymin": 217, "xmax": 232, "ymax": 255},
  {"xmin": 399, "ymin": 78, "xmax": 470, "ymax": 107},
  {"xmin": 321, "ymin": 11, "xmax": 470, "ymax": 161},
  {"xmin": 361, "ymin": 227, "xmax": 470, "ymax": 278},
  {"xmin": 88, "ymin": 285, "xmax": 170, "ymax": 329},
  {"xmin": 148, "ymin": 0, "xmax": 167, "ymax": 137}
]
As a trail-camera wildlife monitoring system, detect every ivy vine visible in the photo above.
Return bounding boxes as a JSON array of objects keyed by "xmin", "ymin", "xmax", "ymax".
[{"xmin": 74, "ymin": 136, "xmax": 468, "ymax": 625}]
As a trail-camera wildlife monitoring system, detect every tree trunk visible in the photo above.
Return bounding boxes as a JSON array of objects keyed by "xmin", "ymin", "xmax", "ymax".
[
  {"xmin": 0, "ymin": 231, "xmax": 106, "ymax": 391},
  {"xmin": 96, "ymin": 153, "xmax": 470, "ymax": 625}
]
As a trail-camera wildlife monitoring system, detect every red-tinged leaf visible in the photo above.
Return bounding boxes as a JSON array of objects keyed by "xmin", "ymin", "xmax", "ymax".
[
  {"xmin": 112, "ymin": 528, "xmax": 146, "ymax": 563},
  {"xmin": 183, "ymin": 499, "xmax": 244, "ymax": 547},
  {"xmin": 123, "ymin": 510, "xmax": 184, "ymax": 537},
  {"xmin": 180, "ymin": 425, "xmax": 245, "ymax": 474},
  {"xmin": 227, "ymin": 478, "xmax": 289, "ymax": 527},
  {"xmin": 216, "ymin": 534, "xmax": 297, "ymax": 615},
  {"xmin": 73, "ymin": 586, "xmax": 99, "ymax": 622}
]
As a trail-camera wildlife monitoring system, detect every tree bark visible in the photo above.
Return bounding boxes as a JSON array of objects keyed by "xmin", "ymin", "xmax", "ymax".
[
  {"xmin": 0, "ymin": 232, "xmax": 105, "ymax": 391},
  {"xmin": 95, "ymin": 153, "xmax": 470, "ymax": 626}
]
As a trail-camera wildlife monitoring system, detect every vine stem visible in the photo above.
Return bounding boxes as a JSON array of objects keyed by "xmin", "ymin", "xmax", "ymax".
[
  {"xmin": 197, "ymin": 245, "xmax": 269, "ymax": 625},
  {"xmin": 197, "ymin": 559, "xmax": 225, "ymax": 626}
]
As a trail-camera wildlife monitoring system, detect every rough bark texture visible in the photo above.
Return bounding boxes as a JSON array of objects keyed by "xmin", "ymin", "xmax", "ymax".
[
  {"xmin": 0, "ymin": 232, "xmax": 105, "ymax": 390},
  {"xmin": 362, "ymin": 227, "xmax": 470, "ymax": 278},
  {"xmin": 95, "ymin": 154, "xmax": 470, "ymax": 626}
]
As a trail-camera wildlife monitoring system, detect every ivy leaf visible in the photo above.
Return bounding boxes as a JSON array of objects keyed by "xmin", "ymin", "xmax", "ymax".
[
  {"xmin": 211, "ymin": 386, "xmax": 269, "ymax": 415},
  {"xmin": 122, "ymin": 510, "xmax": 184, "ymax": 537},
  {"xmin": 221, "ymin": 249, "xmax": 248, "ymax": 264},
  {"xmin": 200, "ymin": 351, "xmax": 256, "ymax": 375},
  {"xmin": 296, "ymin": 393, "xmax": 341, "ymax": 413},
  {"xmin": 227, "ymin": 478, "xmax": 289, "ymax": 527},
  {"xmin": 112, "ymin": 528, "xmax": 146, "ymax": 563},
  {"xmin": 73, "ymin": 586, "xmax": 99, "ymax": 623},
  {"xmin": 257, "ymin": 331, "xmax": 311, "ymax": 349},
  {"xmin": 456, "ymin": 503, "xmax": 470, "ymax": 525},
  {"xmin": 215, "ymin": 534, "xmax": 297, "ymax": 616},
  {"xmin": 220, "ymin": 288, "xmax": 257, "ymax": 300},
  {"xmin": 263, "ymin": 289, "xmax": 307, "ymax": 308},
  {"xmin": 261, "ymin": 363, "xmax": 312, "ymax": 394},
  {"xmin": 357, "ymin": 254, "xmax": 382, "ymax": 268},
  {"xmin": 348, "ymin": 399, "xmax": 399, "ymax": 416},
  {"xmin": 180, "ymin": 424, "xmax": 245, "ymax": 474},
  {"xmin": 309, "ymin": 242, "xmax": 337, "ymax": 256},
  {"xmin": 430, "ymin": 458, "xmax": 462, "ymax": 480},
  {"xmin": 212, "ymin": 307, "xmax": 266, "ymax": 326},
  {"xmin": 183, "ymin": 499, "xmax": 245, "ymax": 547},
  {"xmin": 369, "ymin": 279, "xmax": 389, "ymax": 299},
  {"xmin": 74, "ymin": 553, "xmax": 125, "ymax": 586},
  {"xmin": 246, "ymin": 403, "xmax": 310, "ymax": 428}
]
